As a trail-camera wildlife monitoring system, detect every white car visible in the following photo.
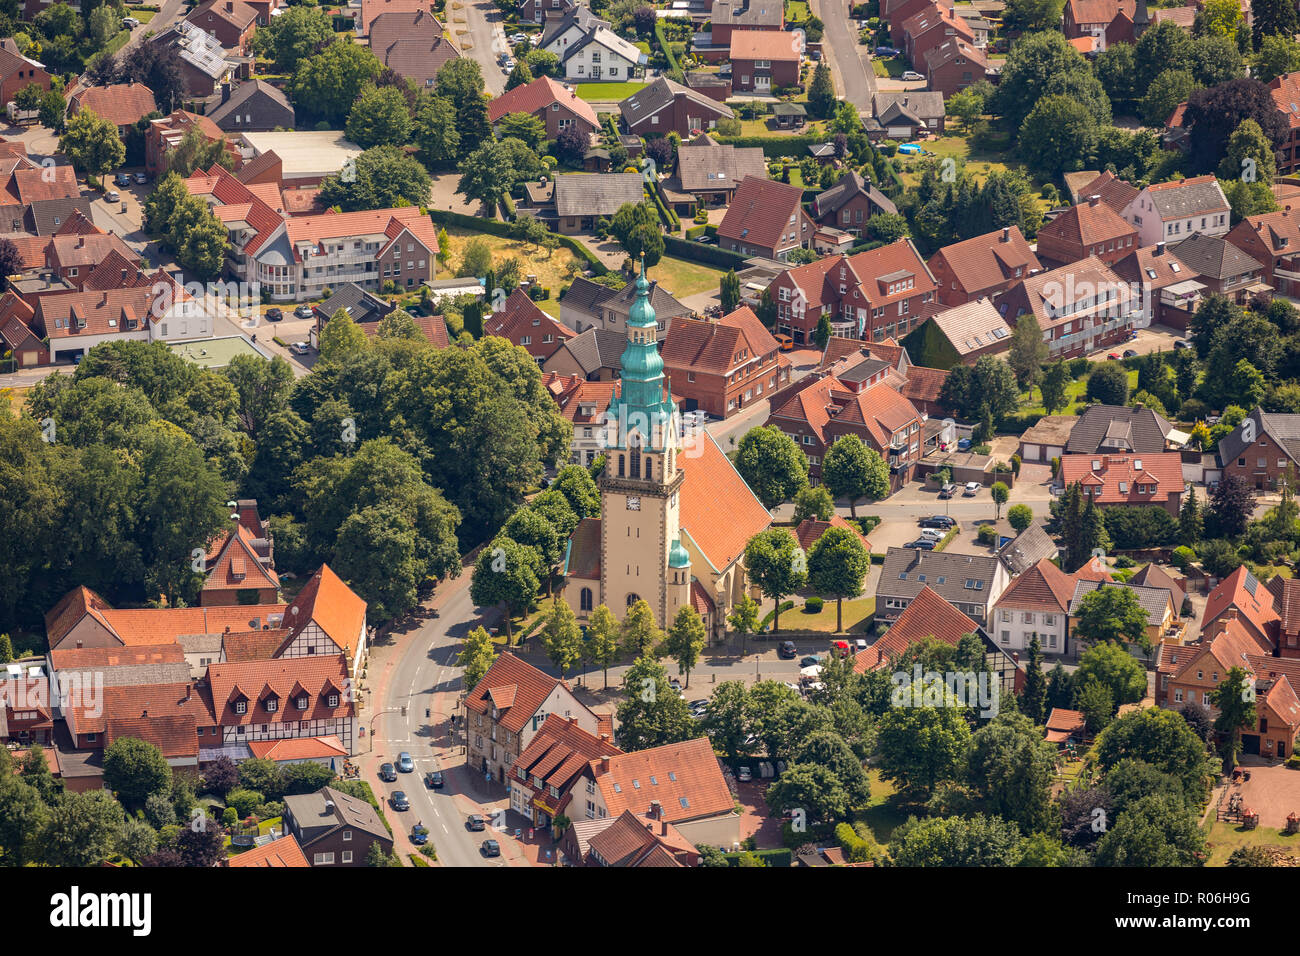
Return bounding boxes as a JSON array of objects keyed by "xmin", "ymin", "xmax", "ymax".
[
  {"xmin": 122, "ymin": 16, "xmax": 140, "ymax": 27},
  {"xmin": 901, "ymin": 71, "xmax": 924, "ymax": 81},
  {"xmin": 510, "ymin": 32, "xmax": 528, "ymax": 44},
  {"xmin": 737, "ymin": 766, "xmax": 753, "ymax": 782},
  {"xmin": 918, "ymin": 527, "xmax": 946, "ymax": 541},
  {"xmin": 963, "ymin": 481, "xmax": 981, "ymax": 496},
  {"xmin": 290, "ymin": 342, "xmax": 310, "ymax": 355}
]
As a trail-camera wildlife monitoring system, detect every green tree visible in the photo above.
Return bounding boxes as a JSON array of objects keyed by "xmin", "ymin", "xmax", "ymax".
[
  {"xmin": 821, "ymin": 434, "xmax": 889, "ymax": 518},
  {"xmin": 1007, "ymin": 504, "xmax": 1034, "ymax": 533},
  {"xmin": 42, "ymin": 790, "xmax": 125, "ymax": 868},
  {"xmin": 766, "ymin": 762, "xmax": 852, "ymax": 822},
  {"xmin": 1008, "ymin": 312, "xmax": 1048, "ymax": 389},
  {"xmin": 728, "ymin": 593, "xmax": 760, "ymax": 657},
  {"xmin": 496, "ymin": 111, "xmax": 548, "ymax": 151},
  {"xmin": 540, "ymin": 597, "xmax": 583, "ymax": 677},
  {"xmin": 1019, "ymin": 94, "xmax": 1098, "ymax": 178},
  {"xmin": 59, "ymin": 107, "xmax": 125, "ymax": 179},
  {"xmin": 290, "ymin": 41, "xmax": 383, "ymax": 126},
  {"xmin": 345, "ymin": 84, "xmax": 413, "ymax": 149},
  {"xmin": 1086, "ymin": 362, "xmax": 1131, "ymax": 406},
  {"xmin": 318, "ymin": 144, "xmax": 431, "ymax": 211},
  {"xmin": 457, "ymin": 138, "xmax": 522, "ymax": 210},
  {"xmin": 586, "ymin": 603, "xmax": 620, "ymax": 688},
  {"xmin": 436, "ymin": 57, "xmax": 491, "ymax": 155},
  {"xmin": 1252, "ymin": 33, "xmax": 1300, "ymax": 82},
  {"xmin": 660, "ymin": 605, "xmax": 706, "ymax": 688},
  {"xmin": 458, "ymin": 625, "xmax": 499, "ymax": 692},
  {"xmin": 1253, "ymin": 0, "xmax": 1299, "ymax": 49},
  {"xmin": 1209, "ymin": 666, "xmax": 1257, "ymax": 771},
  {"xmin": 792, "ymin": 484, "xmax": 834, "ymax": 523},
  {"xmin": 1076, "ymin": 641, "xmax": 1148, "ymax": 708},
  {"xmin": 990, "ymin": 481, "xmax": 1010, "ymax": 521},
  {"xmin": 744, "ymin": 528, "xmax": 807, "ymax": 634},
  {"xmin": 318, "ymin": 308, "xmax": 370, "ymax": 363},
  {"xmin": 734, "ymin": 425, "xmax": 809, "ymax": 510},
  {"xmin": 1021, "ymin": 635, "xmax": 1047, "ymax": 723},
  {"xmin": 807, "ymin": 60, "xmax": 835, "ymax": 119},
  {"xmin": 1073, "ymin": 584, "xmax": 1151, "ymax": 652},
  {"xmin": 967, "ymin": 712, "xmax": 1056, "ymax": 832},
  {"xmin": 505, "ymin": 59, "xmax": 534, "ymax": 90},
  {"xmin": 1040, "ymin": 359, "xmax": 1069, "ymax": 415},
  {"xmin": 890, "ymin": 813, "xmax": 1027, "ymax": 866},
  {"xmin": 619, "ymin": 598, "xmax": 662, "ymax": 659},
  {"xmin": 256, "ymin": 4, "xmax": 336, "ymax": 71},
  {"xmin": 331, "ymin": 504, "xmax": 425, "ymax": 621},
  {"xmin": 1093, "ymin": 794, "xmax": 1206, "ymax": 866},
  {"xmin": 720, "ymin": 269, "xmax": 740, "ymax": 313},
  {"xmin": 102, "ymin": 737, "xmax": 172, "ymax": 809},
  {"xmin": 614, "ymin": 653, "xmax": 694, "ymax": 751},
  {"xmin": 1218, "ymin": 117, "xmax": 1276, "ymax": 183},
  {"xmin": 807, "ymin": 525, "xmax": 869, "ymax": 632},
  {"xmin": 413, "ymin": 95, "xmax": 461, "ymax": 169},
  {"xmin": 876, "ymin": 690, "xmax": 973, "ymax": 795},
  {"xmin": 469, "ymin": 535, "xmax": 540, "ymax": 638},
  {"xmin": 1094, "ymin": 707, "xmax": 1212, "ymax": 799}
]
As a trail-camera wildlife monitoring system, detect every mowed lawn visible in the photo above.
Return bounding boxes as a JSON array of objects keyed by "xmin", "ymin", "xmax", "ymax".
[
  {"xmin": 1018, "ymin": 368, "xmax": 1139, "ymax": 416},
  {"xmin": 440, "ymin": 226, "xmax": 582, "ymax": 294},
  {"xmin": 790, "ymin": 596, "xmax": 876, "ymax": 633},
  {"xmin": 1205, "ymin": 820, "xmax": 1300, "ymax": 866},
  {"xmin": 574, "ymin": 81, "xmax": 646, "ymax": 101},
  {"xmin": 894, "ymin": 131, "xmax": 1046, "ymax": 203},
  {"xmin": 855, "ymin": 769, "xmax": 912, "ymax": 845},
  {"xmin": 648, "ymin": 255, "xmax": 727, "ymax": 298}
]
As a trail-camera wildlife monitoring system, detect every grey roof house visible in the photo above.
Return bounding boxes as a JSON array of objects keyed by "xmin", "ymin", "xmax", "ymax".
[
  {"xmin": 541, "ymin": 326, "xmax": 627, "ymax": 381},
  {"xmin": 558, "ymin": 274, "xmax": 692, "ymax": 340},
  {"xmin": 998, "ymin": 524, "xmax": 1059, "ymax": 576},
  {"xmin": 876, "ymin": 547, "xmax": 1011, "ymax": 626},
  {"xmin": 1065, "ymin": 404, "xmax": 1174, "ymax": 456},
  {"xmin": 282, "ymin": 786, "xmax": 393, "ymax": 867},
  {"xmin": 207, "ymin": 79, "xmax": 295, "ymax": 132}
]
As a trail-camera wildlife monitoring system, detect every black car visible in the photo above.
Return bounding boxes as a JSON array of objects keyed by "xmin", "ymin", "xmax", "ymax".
[
  {"xmin": 265, "ymin": 308, "xmax": 283, "ymax": 322},
  {"xmin": 425, "ymin": 770, "xmax": 444, "ymax": 789},
  {"xmin": 411, "ymin": 823, "xmax": 429, "ymax": 845},
  {"xmin": 903, "ymin": 539, "xmax": 937, "ymax": 550},
  {"xmin": 114, "ymin": 172, "xmax": 133, "ymax": 187},
  {"xmin": 466, "ymin": 814, "xmax": 487, "ymax": 831},
  {"xmin": 481, "ymin": 839, "xmax": 501, "ymax": 857},
  {"xmin": 378, "ymin": 762, "xmax": 397, "ymax": 782},
  {"xmin": 389, "ymin": 791, "xmax": 410, "ymax": 811},
  {"xmin": 920, "ymin": 515, "xmax": 956, "ymax": 530},
  {"xmin": 778, "ymin": 640, "xmax": 797, "ymax": 659}
]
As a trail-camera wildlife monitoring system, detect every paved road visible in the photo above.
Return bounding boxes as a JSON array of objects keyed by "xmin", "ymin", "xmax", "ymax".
[
  {"xmin": 68, "ymin": 0, "xmax": 189, "ymax": 98},
  {"xmin": 813, "ymin": 0, "xmax": 876, "ymax": 108},
  {"xmin": 462, "ymin": 0, "xmax": 508, "ymax": 96}
]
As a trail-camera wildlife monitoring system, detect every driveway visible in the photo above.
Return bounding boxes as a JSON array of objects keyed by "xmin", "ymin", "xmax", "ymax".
[{"xmin": 813, "ymin": 0, "xmax": 875, "ymax": 109}]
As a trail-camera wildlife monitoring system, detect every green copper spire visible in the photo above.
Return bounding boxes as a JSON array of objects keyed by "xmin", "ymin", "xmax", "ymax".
[{"xmin": 606, "ymin": 255, "xmax": 676, "ymax": 453}]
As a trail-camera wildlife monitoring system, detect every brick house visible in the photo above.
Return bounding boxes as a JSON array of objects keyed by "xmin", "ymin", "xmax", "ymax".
[
  {"xmin": 1203, "ymin": 565, "xmax": 1281, "ymax": 653},
  {"xmin": 200, "ymin": 521, "xmax": 280, "ymax": 606},
  {"xmin": 1225, "ymin": 208, "xmax": 1300, "ymax": 298},
  {"xmin": 67, "ymin": 83, "xmax": 158, "ymax": 137},
  {"xmin": 900, "ymin": 297, "xmax": 1012, "ymax": 368},
  {"xmin": 1062, "ymin": 0, "xmax": 1134, "ymax": 52},
  {"xmin": 709, "ymin": 0, "xmax": 783, "ymax": 47},
  {"xmin": 884, "ymin": 0, "xmax": 953, "ymax": 47},
  {"xmin": 716, "ymin": 175, "xmax": 813, "ymax": 261},
  {"xmin": 767, "ymin": 238, "xmax": 938, "ymax": 345},
  {"xmin": 928, "ymin": 226, "xmax": 1041, "ymax": 306},
  {"xmin": 901, "ymin": 4, "xmax": 974, "ymax": 65},
  {"xmin": 1055, "ymin": 452, "xmax": 1187, "ymax": 515},
  {"xmin": 619, "ymin": 77, "xmax": 734, "ymax": 138},
  {"xmin": 810, "ymin": 170, "xmax": 898, "ymax": 236},
  {"xmin": 185, "ymin": 0, "xmax": 259, "ymax": 54},
  {"xmin": 0, "ymin": 38, "xmax": 51, "ymax": 108},
  {"xmin": 766, "ymin": 370, "xmax": 924, "ymax": 488},
  {"xmin": 728, "ymin": 30, "xmax": 801, "ymax": 93},
  {"xmin": 485, "ymin": 288, "xmax": 577, "ymax": 362},
  {"xmin": 1169, "ymin": 232, "xmax": 1267, "ymax": 303},
  {"xmin": 1035, "ymin": 195, "xmax": 1139, "ymax": 267},
  {"xmin": 866, "ymin": 91, "xmax": 946, "ymax": 141},
  {"xmin": 207, "ymin": 79, "xmax": 295, "ymax": 133},
  {"xmin": 464, "ymin": 651, "xmax": 601, "ymax": 786},
  {"xmin": 282, "ymin": 786, "xmax": 393, "ymax": 866},
  {"xmin": 660, "ymin": 306, "xmax": 791, "ymax": 417},
  {"xmin": 1217, "ymin": 407, "xmax": 1300, "ymax": 491},
  {"xmin": 368, "ymin": 10, "xmax": 461, "ymax": 90},
  {"xmin": 993, "ymin": 255, "xmax": 1140, "ymax": 360},
  {"xmin": 145, "ymin": 110, "xmax": 236, "ymax": 177},
  {"xmin": 507, "ymin": 713, "xmax": 621, "ymax": 829},
  {"xmin": 1269, "ymin": 71, "xmax": 1300, "ymax": 176},
  {"xmin": 1110, "ymin": 242, "xmax": 1194, "ymax": 326},
  {"xmin": 923, "ymin": 38, "xmax": 989, "ymax": 97},
  {"xmin": 488, "ymin": 75, "xmax": 600, "ymax": 141},
  {"xmin": 542, "ymin": 371, "xmax": 616, "ymax": 466}
]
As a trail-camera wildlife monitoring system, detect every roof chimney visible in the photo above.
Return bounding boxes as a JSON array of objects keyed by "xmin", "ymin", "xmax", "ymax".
[
  {"xmin": 649, "ymin": 799, "xmax": 663, "ymax": 820},
  {"xmin": 324, "ymin": 798, "xmax": 335, "ymax": 814},
  {"xmin": 1088, "ymin": 195, "xmax": 1100, "ymax": 207},
  {"xmin": 1155, "ymin": 241, "xmax": 1165, "ymax": 255},
  {"xmin": 661, "ymin": 820, "xmax": 669, "ymax": 836},
  {"xmin": 598, "ymin": 755, "xmax": 611, "ymax": 774},
  {"xmin": 221, "ymin": 81, "xmax": 231, "ymax": 104},
  {"xmin": 1001, "ymin": 226, "xmax": 1009, "ymax": 242}
]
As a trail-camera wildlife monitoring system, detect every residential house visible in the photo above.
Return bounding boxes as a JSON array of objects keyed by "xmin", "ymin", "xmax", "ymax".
[
  {"xmin": 619, "ymin": 77, "xmax": 734, "ymax": 138},
  {"xmin": 716, "ymin": 175, "xmax": 813, "ymax": 261},
  {"xmin": 542, "ymin": 326, "xmax": 627, "ymax": 380},
  {"xmin": 1121, "ymin": 175, "xmax": 1231, "ymax": 247},
  {"xmin": 1269, "ymin": 70, "xmax": 1300, "ymax": 176},
  {"xmin": 766, "ymin": 369, "xmax": 924, "ymax": 487},
  {"xmin": 278, "ymin": 564, "xmax": 369, "ymax": 676},
  {"xmin": 767, "ymin": 237, "xmax": 938, "ymax": 344},
  {"xmin": 1169, "ymin": 231, "xmax": 1268, "ymax": 302},
  {"xmin": 1110, "ymin": 241, "xmax": 1194, "ymax": 327},
  {"xmin": 67, "ymin": 83, "xmax": 158, "ymax": 136},
  {"xmin": 226, "ymin": 834, "xmax": 310, "ymax": 867},
  {"xmin": 543, "ymin": 371, "xmax": 617, "ymax": 466},
  {"xmin": 1224, "ymin": 208, "xmax": 1300, "ymax": 298},
  {"xmin": 564, "ymin": 805, "xmax": 700, "ymax": 867},
  {"xmin": 311, "ymin": 282, "xmax": 394, "ymax": 329},
  {"xmin": 464, "ymin": 651, "xmax": 601, "ymax": 786},
  {"xmin": 1069, "ymin": 578, "xmax": 1181, "ymax": 647},
  {"xmin": 810, "ymin": 170, "xmax": 898, "ymax": 235},
  {"xmin": 282, "ymin": 786, "xmax": 393, "ymax": 866},
  {"xmin": 902, "ymin": 5, "xmax": 974, "ymax": 66},
  {"xmin": 0, "ymin": 672, "xmax": 53, "ymax": 747},
  {"xmin": 44, "ymin": 232, "xmax": 143, "ymax": 289},
  {"xmin": 709, "ymin": 0, "xmax": 783, "ymax": 47},
  {"xmin": 488, "ymin": 75, "xmax": 600, "ymax": 141},
  {"xmin": 207, "ymin": 79, "xmax": 295, "ymax": 132},
  {"xmin": 1035, "ymin": 194, "xmax": 1138, "ymax": 267},
  {"xmin": 876, "ymin": 548, "xmax": 1009, "ymax": 626},
  {"xmin": 520, "ymin": 0, "xmax": 578, "ymax": 23},
  {"xmin": 991, "ymin": 557, "xmax": 1076, "ymax": 655},
  {"xmin": 145, "ymin": 110, "xmax": 236, "ymax": 177},
  {"xmin": 0, "ymin": 294, "xmax": 48, "ymax": 367},
  {"xmin": 565, "ymin": 737, "xmax": 738, "ymax": 849},
  {"xmin": 992, "ymin": 256, "xmax": 1139, "ymax": 359},
  {"xmin": 660, "ymin": 305, "xmax": 791, "ymax": 417},
  {"xmin": 185, "ymin": 0, "xmax": 259, "ymax": 54},
  {"xmin": 817, "ymin": 335, "xmax": 950, "ymax": 418},
  {"xmin": 0, "ymin": 37, "xmax": 50, "ymax": 107},
  {"xmin": 520, "ymin": 172, "xmax": 645, "ymax": 234},
  {"xmin": 865, "ymin": 90, "xmax": 945, "ymax": 141},
  {"xmin": 1218, "ymin": 408, "xmax": 1300, "ymax": 490},
  {"xmin": 884, "ymin": 0, "xmax": 953, "ymax": 47},
  {"xmin": 923, "ymin": 38, "xmax": 990, "ymax": 97},
  {"xmin": 368, "ymin": 10, "xmax": 461, "ymax": 90},
  {"xmin": 540, "ymin": 6, "xmax": 609, "ymax": 53},
  {"xmin": 62, "ymin": 681, "xmax": 212, "ymax": 767},
  {"xmin": 1268, "ymin": 575, "xmax": 1300, "ymax": 659},
  {"xmin": 728, "ymin": 30, "xmax": 801, "ymax": 93},
  {"xmin": 507, "ymin": 713, "xmax": 621, "ymax": 828},
  {"xmin": 150, "ymin": 21, "xmax": 234, "ymax": 98},
  {"xmin": 485, "ymin": 287, "xmax": 576, "ymax": 362},
  {"xmin": 1045, "ymin": 708, "xmax": 1088, "ymax": 745},
  {"xmin": 561, "ymin": 27, "xmax": 647, "ymax": 83},
  {"xmin": 558, "ymin": 274, "xmax": 691, "ymax": 340},
  {"xmin": 201, "ymin": 520, "xmax": 279, "ymax": 607},
  {"xmin": 1203, "ymin": 564, "xmax": 1281, "ymax": 654},
  {"xmin": 900, "ymin": 297, "xmax": 1011, "ymax": 368},
  {"xmin": 997, "ymin": 524, "xmax": 1060, "ymax": 576},
  {"xmin": 794, "ymin": 513, "xmax": 872, "ymax": 553},
  {"xmin": 1070, "ymin": 170, "xmax": 1139, "ymax": 214},
  {"xmin": 671, "ymin": 142, "xmax": 767, "ymax": 207},
  {"xmin": 1055, "ymin": 452, "xmax": 1186, "ymax": 514},
  {"xmin": 927, "ymin": 225, "xmax": 1041, "ymax": 307},
  {"xmin": 1065, "ymin": 403, "xmax": 1175, "ymax": 456},
  {"xmin": 1062, "ymin": 0, "xmax": 1135, "ymax": 52}
]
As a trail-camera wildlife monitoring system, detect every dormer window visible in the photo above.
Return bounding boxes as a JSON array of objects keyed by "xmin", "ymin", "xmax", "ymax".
[
  {"xmin": 327, "ymin": 694, "xmax": 339, "ymax": 707},
  {"xmin": 234, "ymin": 700, "xmax": 247, "ymax": 714},
  {"xmin": 264, "ymin": 697, "xmax": 278, "ymax": 713},
  {"xmin": 297, "ymin": 695, "xmax": 309, "ymax": 710}
]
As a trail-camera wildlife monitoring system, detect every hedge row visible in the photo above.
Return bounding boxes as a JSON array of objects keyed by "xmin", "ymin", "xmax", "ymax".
[
  {"xmin": 654, "ymin": 21, "xmax": 681, "ymax": 75},
  {"xmin": 664, "ymin": 235, "xmax": 749, "ymax": 269},
  {"xmin": 714, "ymin": 132, "xmax": 827, "ymax": 158},
  {"xmin": 723, "ymin": 847, "xmax": 793, "ymax": 867},
  {"xmin": 426, "ymin": 209, "xmax": 608, "ymax": 275}
]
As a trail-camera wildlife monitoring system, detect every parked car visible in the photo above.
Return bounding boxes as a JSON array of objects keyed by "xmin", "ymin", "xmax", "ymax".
[
  {"xmin": 389, "ymin": 791, "xmax": 410, "ymax": 811},
  {"xmin": 425, "ymin": 770, "xmax": 443, "ymax": 789},
  {"xmin": 1107, "ymin": 352, "xmax": 1119, "ymax": 360},
  {"xmin": 134, "ymin": 172, "xmax": 147, "ymax": 185},
  {"xmin": 265, "ymin": 307, "xmax": 283, "ymax": 321},
  {"xmin": 832, "ymin": 639, "xmax": 851, "ymax": 657},
  {"xmin": 963, "ymin": 481, "xmax": 981, "ymax": 496},
  {"xmin": 774, "ymin": 333, "xmax": 794, "ymax": 351},
  {"xmin": 902, "ymin": 70, "xmax": 924, "ymax": 81},
  {"xmin": 778, "ymin": 640, "xmax": 797, "ymax": 659},
  {"xmin": 290, "ymin": 342, "xmax": 310, "ymax": 355},
  {"xmin": 294, "ymin": 304, "xmax": 313, "ymax": 319},
  {"xmin": 378, "ymin": 762, "xmax": 397, "ymax": 782},
  {"xmin": 510, "ymin": 32, "xmax": 528, "ymax": 43},
  {"xmin": 411, "ymin": 823, "xmax": 429, "ymax": 845},
  {"xmin": 875, "ymin": 46, "xmax": 899, "ymax": 56},
  {"xmin": 668, "ymin": 677, "xmax": 684, "ymax": 696},
  {"xmin": 1123, "ymin": 349, "xmax": 1137, "ymax": 357},
  {"xmin": 938, "ymin": 482, "xmax": 957, "ymax": 499},
  {"xmin": 503, "ymin": 57, "xmax": 516, "ymax": 70},
  {"xmin": 122, "ymin": 16, "xmax": 140, "ymax": 27},
  {"xmin": 1174, "ymin": 338, "xmax": 1191, "ymax": 350},
  {"xmin": 854, "ymin": 638, "xmax": 868, "ymax": 651},
  {"xmin": 481, "ymin": 839, "xmax": 501, "ymax": 857},
  {"xmin": 466, "ymin": 814, "xmax": 487, "ymax": 831},
  {"xmin": 903, "ymin": 538, "xmax": 937, "ymax": 550},
  {"xmin": 397, "ymin": 752, "xmax": 414, "ymax": 773},
  {"xmin": 104, "ymin": 190, "xmax": 120, "ymax": 202},
  {"xmin": 920, "ymin": 515, "xmax": 955, "ymax": 529},
  {"xmin": 114, "ymin": 172, "xmax": 132, "ymax": 187},
  {"xmin": 736, "ymin": 766, "xmax": 753, "ymax": 782},
  {"xmin": 799, "ymin": 655, "xmax": 822, "ymax": 667},
  {"xmin": 918, "ymin": 527, "xmax": 946, "ymax": 541},
  {"xmin": 957, "ymin": 438, "xmax": 972, "ymax": 451}
]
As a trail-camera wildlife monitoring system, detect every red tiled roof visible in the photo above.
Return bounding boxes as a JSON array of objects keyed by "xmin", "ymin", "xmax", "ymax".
[
  {"xmin": 206, "ymin": 654, "xmax": 352, "ymax": 727},
  {"xmin": 221, "ymin": 628, "xmax": 293, "ymax": 662},
  {"xmin": 227, "ymin": 833, "xmax": 310, "ymax": 867},
  {"xmin": 47, "ymin": 233, "xmax": 141, "ymax": 271},
  {"xmin": 780, "ymin": 239, "xmax": 937, "ymax": 313},
  {"xmin": 853, "ymin": 586, "xmax": 977, "ymax": 672},
  {"xmin": 69, "ymin": 83, "xmax": 158, "ymax": 128},
  {"xmin": 729, "ymin": 29, "xmax": 801, "ymax": 60},
  {"xmin": 716, "ymin": 175, "xmax": 806, "ymax": 250},
  {"xmin": 793, "ymin": 514, "xmax": 870, "ymax": 552},
  {"xmin": 49, "ymin": 643, "xmax": 187, "ymax": 671},
  {"xmin": 70, "ymin": 681, "xmax": 213, "ymax": 740},
  {"xmin": 202, "ymin": 522, "xmax": 281, "ymax": 595},
  {"xmin": 589, "ymin": 737, "xmax": 731, "ymax": 823},
  {"xmin": 1037, "ymin": 200, "xmax": 1136, "ymax": 254},
  {"xmin": 485, "ymin": 288, "xmax": 575, "ymax": 356},
  {"xmin": 465, "ymin": 651, "xmax": 589, "ymax": 734},
  {"xmin": 679, "ymin": 431, "xmax": 772, "ymax": 571},
  {"xmin": 488, "ymin": 75, "xmax": 599, "ymax": 128},
  {"xmin": 1057, "ymin": 452, "xmax": 1185, "ymax": 506},
  {"xmin": 80, "ymin": 249, "xmax": 150, "ymax": 291},
  {"xmin": 542, "ymin": 372, "xmax": 616, "ymax": 424},
  {"xmin": 927, "ymin": 226, "xmax": 1040, "ymax": 299},
  {"xmin": 661, "ymin": 306, "xmax": 783, "ymax": 377},
  {"xmin": 246, "ymin": 735, "xmax": 349, "ymax": 761},
  {"xmin": 1044, "ymin": 707, "xmax": 1085, "ymax": 742},
  {"xmin": 12, "ymin": 164, "xmax": 79, "ymax": 203},
  {"xmin": 283, "ymin": 564, "xmax": 366, "ymax": 657},
  {"xmin": 1075, "ymin": 171, "xmax": 1139, "ymax": 213},
  {"xmin": 1204, "ymin": 565, "xmax": 1279, "ymax": 643},
  {"xmin": 509, "ymin": 713, "xmax": 621, "ymax": 807},
  {"xmin": 995, "ymin": 557, "xmax": 1075, "ymax": 614}
]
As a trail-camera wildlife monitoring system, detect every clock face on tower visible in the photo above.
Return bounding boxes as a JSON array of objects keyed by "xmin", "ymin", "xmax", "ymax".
[{"xmin": 627, "ymin": 496, "xmax": 641, "ymax": 511}]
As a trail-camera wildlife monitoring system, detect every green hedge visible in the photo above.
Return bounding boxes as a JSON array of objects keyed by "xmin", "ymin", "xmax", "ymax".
[
  {"xmin": 714, "ymin": 133, "xmax": 827, "ymax": 158},
  {"xmin": 723, "ymin": 847, "xmax": 793, "ymax": 866},
  {"xmin": 427, "ymin": 209, "xmax": 608, "ymax": 275},
  {"xmin": 685, "ymin": 224, "xmax": 708, "ymax": 240},
  {"xmin": 654, "ymin": 21, "xmax": 681, "ymax": 75},
  {"xmin": 664, "ymin": 235, "xmax": 749, "ymax": 269}
]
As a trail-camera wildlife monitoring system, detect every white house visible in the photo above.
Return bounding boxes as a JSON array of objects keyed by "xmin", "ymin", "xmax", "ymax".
[
  {"xmin": 1121, "ymin": 175, "xmax": 1230, "ymax": 247},
  {"xmin": 561, "ymin": 27, "xmax": 648, "ymax": 82}
]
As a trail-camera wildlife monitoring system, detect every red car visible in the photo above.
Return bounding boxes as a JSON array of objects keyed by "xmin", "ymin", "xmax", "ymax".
[{"xmin": 832, "ymin": 640, "xmax": 851, "ymax": 657}]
